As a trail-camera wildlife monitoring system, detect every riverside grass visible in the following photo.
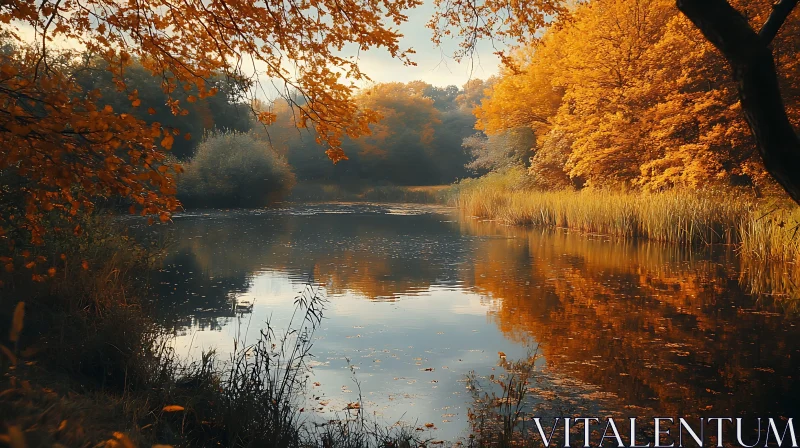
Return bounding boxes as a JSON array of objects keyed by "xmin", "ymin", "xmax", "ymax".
[{"xmin": 453, "ymin": 170, "xmax": 800, "ymax": 264}]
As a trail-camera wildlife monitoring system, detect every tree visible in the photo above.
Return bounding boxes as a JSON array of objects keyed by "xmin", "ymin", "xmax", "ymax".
[
  {"xmin": 430, "ymin": 0, "xmax": 800, "ymax": 204},
  {"xmin": 468, "ymin": 0, "xmax": 800, "ymax": 192},
  {"xmin": 75, "ymin": 58, "xmax": 253, "ymax": 159},
  {"xmin": 463, "ymin": 127, "xmax": 536, "ymax": 173},
  {"xmin": 178, "ymin": 131, "xmax": 295, "ymax": 208},
  {"xmin": 676, "ymin": 0, "xmax": 800, "ymax": 204},
  {"xmin": 0, "ymin": 0, "xmax": 421, "ymax": 253},
  {"xmin": 349, "ymin": 82, "xmax": 443, "ymax": 184},
  {"xmin": 257, "ymin": 82, "xmax": 475, "ymax": 185}
]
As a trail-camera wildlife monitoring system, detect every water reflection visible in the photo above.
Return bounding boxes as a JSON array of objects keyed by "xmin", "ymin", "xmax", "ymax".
[{"xmin": 149, "ymin": 203, "xmax": 799, "ymax": 440}]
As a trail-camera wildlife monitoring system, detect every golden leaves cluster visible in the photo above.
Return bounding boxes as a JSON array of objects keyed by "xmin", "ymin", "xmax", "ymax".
[
  {"xmin": 474, "ymin": 0, "xmax": 800, "ymax": 190},
  {"xmin": 0, "ymin": 48, "xmax": 181, "ymax": 250}
]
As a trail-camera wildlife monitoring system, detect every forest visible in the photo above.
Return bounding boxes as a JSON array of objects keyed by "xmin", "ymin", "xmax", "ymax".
[{"xmin": 2, "ymin": 0, "xmax": 800, "ymax": 446}]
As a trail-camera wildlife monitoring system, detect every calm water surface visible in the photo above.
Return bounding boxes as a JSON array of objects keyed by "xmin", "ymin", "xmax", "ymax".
[{"xmin": 148, "ymin": 203, "xmax": 800, "ymax": 441}]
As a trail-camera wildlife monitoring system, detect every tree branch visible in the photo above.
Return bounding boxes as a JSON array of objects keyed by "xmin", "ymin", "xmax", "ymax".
[
  {"xmin": 759, "ymin": 0, "xmax": 799, "ymax": 44},
  {"xmin": 677, "ymin": 0, "xmax": 800, "ymax": 205}
]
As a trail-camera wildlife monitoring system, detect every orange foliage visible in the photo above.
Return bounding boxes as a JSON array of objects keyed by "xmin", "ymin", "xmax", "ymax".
[
  {"xmin": 473, "ymin": 0, "xmax": 800, "ymax": 191},
  {"xmin": 0, "ymin": 0, "xmax": 422, "ymax": 254},
  {"xmin": 352, "ymin": 82, "xmax": 441, "ymax": 159}
]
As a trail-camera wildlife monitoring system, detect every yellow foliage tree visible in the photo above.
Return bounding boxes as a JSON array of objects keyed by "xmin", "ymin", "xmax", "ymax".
[{"xmin": 473, "ymin": 0, "xmax": 800, "ymax": 192}]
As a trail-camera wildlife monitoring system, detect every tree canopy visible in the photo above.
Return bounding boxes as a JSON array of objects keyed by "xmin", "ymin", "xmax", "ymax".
[
  {"xmin": 255, "ymin": 81, "xmax": 476, "ymax": 186},
  {"xmin": 0, "ymin": 0, "xmax": 420, "ymax": 251},
  {"xmin": 471, "ymin": 0, "xmax": 800, "ymax": 193}
]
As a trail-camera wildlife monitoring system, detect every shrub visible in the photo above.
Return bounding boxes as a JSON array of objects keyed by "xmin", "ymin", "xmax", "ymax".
[{"xmin": 179, "ymin": 131, "xmax": 296, "ymax": 208}]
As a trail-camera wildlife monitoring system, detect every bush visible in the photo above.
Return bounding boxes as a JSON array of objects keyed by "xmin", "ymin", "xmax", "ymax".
[{"xmin": 179, "ymin": 131, "xmax": 296, "ymax": 208}]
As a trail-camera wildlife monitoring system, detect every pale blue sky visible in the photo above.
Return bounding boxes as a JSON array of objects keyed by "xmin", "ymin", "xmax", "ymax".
[{"xmin": 349, "ymin": 2, "xmax": 504, "ymax": 87}]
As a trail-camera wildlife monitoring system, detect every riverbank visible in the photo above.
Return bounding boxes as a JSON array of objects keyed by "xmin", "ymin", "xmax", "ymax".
[
  {"xmin": 0, "ymin": 216, "xmax": 423, "ymax": 447},
  {"xmin": 453, "ymin": 170, "xmax": 800, "ymax": 265},
  {"xmin": 288, "ymin": 183, "xmax": 455, "ymax": 204}
]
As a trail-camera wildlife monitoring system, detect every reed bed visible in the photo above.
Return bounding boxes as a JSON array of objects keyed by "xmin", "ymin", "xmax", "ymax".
[{"xmin": 454, "ymin": 173, "xmax": 800, "ymax": 264}]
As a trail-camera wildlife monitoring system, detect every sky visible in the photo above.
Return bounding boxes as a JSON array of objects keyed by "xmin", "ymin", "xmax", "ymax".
[{"xmin": 347, "ymin": 2, "xmax": 504, "ymax": 87}]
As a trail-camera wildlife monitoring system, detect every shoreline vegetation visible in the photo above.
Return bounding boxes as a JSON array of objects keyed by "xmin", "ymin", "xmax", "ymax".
[
  {"xmin": 0, "ymin": 221, "xmax": 428, "ymax": 447},
  {"xmin": 287, "ymin": 183, "xmax": 455, "ymax": 204},
  {"xmin": 450, "ymin": 169, "xmax": 800, "ymax": 267},
  {"xmin": 1, "ymin": 194, "xmax": 797, "ymax": 446}
]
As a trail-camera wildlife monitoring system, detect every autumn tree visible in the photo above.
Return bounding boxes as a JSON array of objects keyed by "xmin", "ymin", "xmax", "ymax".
[
  {"xmin": 256, "ymin": 81, "xmax": 475, "ymax": 185},
  {"xmin": 677, "ymin": 0, "xmax": 800, "ymax": 204},
  {"xmin": 463, "ymin": 127, "xmax": 536, "ymax": 173},
  {"xmin": 75, "ymin": 58, "xmax": 253, "ymax": 159},
  {"xmin": 431, "ymin": 0, "xmax": 800, "ymax": 204},
  {"xmin": 470, "ymin": 0, "xmax": 800, "ymax": 192},
  {"xmin": 0, "ymin": 0, "xmax": 421, "ymax": 260}
]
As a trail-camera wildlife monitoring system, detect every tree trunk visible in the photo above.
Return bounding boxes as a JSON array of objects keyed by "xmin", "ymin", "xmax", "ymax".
[{"xmin": 677, "ymin": 0, "xmax": 800, "ymax": 205}]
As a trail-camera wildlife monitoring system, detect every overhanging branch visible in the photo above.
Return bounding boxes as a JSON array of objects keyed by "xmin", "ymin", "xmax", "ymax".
[
  {"xmin": 677, "ymin": 0, "xmax": 800, "ymax": 205},
  {"xmin": 759, "ymin": 0, "xmax": 799, "ymax": 44}
]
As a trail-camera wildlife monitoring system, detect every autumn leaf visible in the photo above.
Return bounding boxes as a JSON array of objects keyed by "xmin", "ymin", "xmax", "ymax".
[
  {"xmin": 0, "ymin": 344, "xmax": 17, "ymax": 365},
  {"xmin": 162, "ymin": 405, "xmax": 185, "ymax": 412},
  {"xmin": 109, "ymin": 432, "xmax": 135, "ymax": 448},
  {"xmin": 6, "ymin": 425, "xmax": 25, "ymax": 448},
  {"xmin": 161, "ymin": 134, "xmax": 174, "ymax": 150},
  {"xmin": 9, "ymin": 302, "xmax": 24, "ymax": 343}
]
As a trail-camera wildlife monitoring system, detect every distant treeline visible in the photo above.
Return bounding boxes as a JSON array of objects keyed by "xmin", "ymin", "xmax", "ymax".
[
  {"xmin": 252, "ymin": 81, "xmax": 482, "ymax": 186},
  {"xmin": 76, "ymin": 60, "xmax": 485, "ymax": 206}
]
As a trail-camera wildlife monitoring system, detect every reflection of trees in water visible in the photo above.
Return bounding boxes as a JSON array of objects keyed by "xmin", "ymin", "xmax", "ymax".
[
  {"xmin": 150, "ymin": 206, "xmax": 800, "ymax": 421},
  {"xmin": 458, "ymin": 219, "xmax": 800, "ymax": 419},
  {"xmin": 148, "ymin": 212, "xmax": 296, "ymax": 330},
  {"xmin": 152, "ymin": 207, "xmax": 471, "ymax": 328},
  {"xmin": 151, "ymin": 250, "xmax": 253, "ymax": 331}
]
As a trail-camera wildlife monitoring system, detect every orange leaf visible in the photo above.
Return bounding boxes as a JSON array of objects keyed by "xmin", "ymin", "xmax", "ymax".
[
  {"xmin": 162, "ymin": 405, "xmax": 185, "ymax": 412},
  {"xmin": 161, "ymin": 134, "xmax": 174, "ymax": 150},
  {"xmin": 7, "ymin": 425, "xmax": 25, "ymax": 448},
  {"xmin": 9, "ymin": 302, "xmax": 24, "ymax": 343},
  {"xmin": 0, "ymin": 344, "xmax": 17, "ymax": 365}
]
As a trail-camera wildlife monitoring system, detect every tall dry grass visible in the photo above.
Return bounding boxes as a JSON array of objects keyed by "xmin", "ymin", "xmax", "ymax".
[{"xmin": 454, "ymin": 169, "xmax": 800, "ymax": 264}]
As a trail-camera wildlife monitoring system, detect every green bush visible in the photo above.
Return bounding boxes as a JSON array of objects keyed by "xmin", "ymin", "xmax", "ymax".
[{"xmin": 179, "ymin": 131, "xmax": 296, "ymax": 208}]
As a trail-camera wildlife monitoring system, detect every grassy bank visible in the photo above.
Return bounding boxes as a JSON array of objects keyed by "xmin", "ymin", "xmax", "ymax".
[
  {"xmin": 0, "ymin": 217, "xmax": 424, "ymax": 447},
  {"xmin": 289, "ymin": 183, "xmax": 455, "ymax": 204},
  {"xmin": 454, "ymin": 169, "xmax": 800, "ymax": 264}
]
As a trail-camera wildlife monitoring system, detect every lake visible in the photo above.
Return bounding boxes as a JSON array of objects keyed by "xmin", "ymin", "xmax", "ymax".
[{"xmin": 148, "ymin": 203, "xmax": 800, "ymax": 442}]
